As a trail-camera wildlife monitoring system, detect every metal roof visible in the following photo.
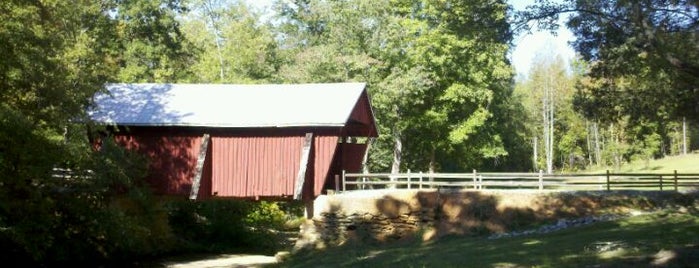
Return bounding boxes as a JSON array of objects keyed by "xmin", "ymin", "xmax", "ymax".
[{"xmin": 89, "ymin": 83, "xmax": 368, "ymax": 128}]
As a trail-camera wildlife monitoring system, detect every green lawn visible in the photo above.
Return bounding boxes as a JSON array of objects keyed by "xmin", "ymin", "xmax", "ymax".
[
  {"xmin": 585, "ymin": 152, "xmax": 699, "ymax": 174},
  {"xmin": 276, "ymin": 211, "xmax": 699, "ymax": 267}
]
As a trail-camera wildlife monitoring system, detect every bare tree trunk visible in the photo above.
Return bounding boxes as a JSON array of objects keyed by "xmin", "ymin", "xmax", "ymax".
[
  {"xmin": 361, "ymin": 138, "xmax": 374, "ymax": 174},
  {"xmin": 548, "ymin": 85, "xmax": 554, "ymax": 174},
  {"xmin": 533, "ymin": 136, "xmax": 538, "ymax": 170},
  {"xmin": 390, "ymin": 131, "xmax": 402, "ymax": 188},
  {"xmin": 360, "ymin": 138, "xmax": 374, "ymax": 190},
  {"xmin": 201, "ymin": 0, "xmax": 226, "ymax": 81},
  {"xmin": 610, "ymin": 123, "xmax": 620, "ymax": 170},
  {"xmin": 542, "ymin": 82, "xmax": 551, "ymax": 174},
  {"xmin": 586, "ymin": 120, "xmax": 593, "ymax": 165},
  {"xmin": 428, "ymin": 148, "xmax": 436, "ymax": 174},
  {"xmin": 594, "ymin": 121, "xmax": 601, "ymax": 165},
  {"xmin": 541, "ymin": 75, "xmax": 555, "ymax": 174},
  {"xmin": 683, "ymin": 117, "xmax": 688, "ymax": 155}
]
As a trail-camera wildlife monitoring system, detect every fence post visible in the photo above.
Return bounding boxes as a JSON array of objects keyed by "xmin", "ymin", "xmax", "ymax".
[
  {"xmin": 362, "ymin": 168, "xmax": 368, "ymax": 190},
  {"xmin": 659, "ymin": 175, "xmax": 663, "ymax": 191},
  {"xmin": 538, "ymin": 170, "xmax": 544, "ymax": 191},
  {"xmin": 674, "ymin": 170, "xmax": 678, "ymax": 192},
  {"xmin": 478, "ymin": 174, "xmax": 483, "ymax": 190},
  {"xmin": 473, "ymin": 169, "xmax": 477, "ymax": 190},
  {"xmin": 407, "ymin": 169, "xmax": 412, "ymax": 189},
  {"xmin": 342, "ymin": 170, "xmax": 346, "ymax": 192},
  {"xmin": 419, "ymin": 171, "xmax": 423, "ymax": 189},
  {"xmin": 606, "ymin": 170, "xmax": 610, "ymax": 191},
  {"xmin": 335, "ymin": 174, "xmax": 339, "ymax": 193}
]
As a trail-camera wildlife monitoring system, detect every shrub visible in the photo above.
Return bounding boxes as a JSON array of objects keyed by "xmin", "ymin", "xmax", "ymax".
[{"xmin": 166, "ymin": 199, "xmax": 287, "ymax": 254}]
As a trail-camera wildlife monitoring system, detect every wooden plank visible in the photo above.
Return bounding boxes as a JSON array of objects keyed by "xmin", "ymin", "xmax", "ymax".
[
  {"xmin": 538, "ymin": 170, "xmax": 544, "ymax": 190},
  {"xmin": 189, "ymin": 133, "xmax": 210, "ymax": 200},
  {"xmin": 339, "ymin": 171, "xmax": 699, "ymax": 192},
  {"xmin": 293, "ymin": 133, "xmax": 313, "ymax": 200},
  {"xmin": 674, "ymin": 170, "xmax": 679, "ymax": 191}
]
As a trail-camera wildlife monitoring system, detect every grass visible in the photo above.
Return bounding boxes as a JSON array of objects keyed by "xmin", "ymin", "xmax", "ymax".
[
  {"xmin": 584, "ymin": 152, "xmax": 699, "ymax": 174},
  {"xmin": 275, "ymin": 210, "xmax": 699, "ymax": 267}
]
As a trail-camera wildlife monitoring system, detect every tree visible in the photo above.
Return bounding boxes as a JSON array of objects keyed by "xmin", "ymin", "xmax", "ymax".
[
  {"xmin": 111, "ymin": 0, "xmax": 195, "ymax": 82},
  {"xmin": 516, "ymin": 0, "xmax": 698, "ymax": 168},
  {"xmin": 516, "ymin": 54, "xmax": 588, "ymax": 172},
  {"xmin": 517, "ymin": 0, "xmax": 699, "ymax": 122},
  {"xmin": 0, "ymin": 0, "xmax": 188, "ymax": 262},
  {"xmin": 182, "ymin": 0, "xmax": 280, "ymax": 83},
  {"xmin": 275, "ymin": 0, "xmax": 522, "ymax": 172}
]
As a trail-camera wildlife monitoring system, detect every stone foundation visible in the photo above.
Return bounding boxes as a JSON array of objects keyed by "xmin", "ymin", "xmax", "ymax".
[{"xmin": 294, "ymin": 189, "xmax": 697, "ymax": 250}]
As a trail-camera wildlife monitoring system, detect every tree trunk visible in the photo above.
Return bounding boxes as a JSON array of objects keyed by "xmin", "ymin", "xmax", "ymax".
[
  {"xmin": 201, "ymin": 0, "xmax": 225, "ymax": 81},
  {"xmin": 361, "ymin": 138, "xmax": 373, "ymax": 174},
  {"xmin": 586, "ymin": 120, "xmax": 593, "ymax": 165},
  {"xmin": 610, "ymin": 123, "xmax": 620, "ymax": 170},
  {"xmin": 390, "ymin": 131, "xmax": 402, "ymax": 188},
  {"xmin": 533, "ymin": 136, "xmax": 538, "ymax": 170},
  {"xmin": 542, "ymin": 82, "xmax": 551, "ymax": 174},
  {"xmin": 428, "ymin": 147, "xmax": 436, "ymax": 174},
  {"xmin": 594, "ymin": 121, "xmax": 601, "ymax": 165},
  {"xmin": 683, "ymin": 117, "xmax": 688, "ymax": 155},
  {"xmin": 548, "ymin": 85, "xmax": 554, "ymax": 174},
  {"xmin": 542, "ymin": 75, "xmax": 554, "ymax": 174}
]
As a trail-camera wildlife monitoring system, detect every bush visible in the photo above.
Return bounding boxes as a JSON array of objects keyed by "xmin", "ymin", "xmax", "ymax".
[
  {"xmin": 166, "ymin": 199, "xmax": 287, "ymax": 254},
  {"xmin": 0, "ymin": 113, "xmax": 172, "ymax": 265}
]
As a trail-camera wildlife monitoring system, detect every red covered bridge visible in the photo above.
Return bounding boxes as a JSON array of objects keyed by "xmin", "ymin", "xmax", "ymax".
[{"xmin": 90, "ymin": 83, "xmax": 377, "ymax": 201}]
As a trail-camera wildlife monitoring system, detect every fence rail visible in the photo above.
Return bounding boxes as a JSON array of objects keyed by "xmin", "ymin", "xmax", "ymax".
[{"xmin": 340, "ymin": 170, "xmax": 699, "ymax": 192}]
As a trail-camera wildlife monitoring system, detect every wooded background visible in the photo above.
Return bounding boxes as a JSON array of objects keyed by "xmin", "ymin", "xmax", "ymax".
[{"xmin": 1, "ymin": 0, "xmax": 697, "ymax": 263}]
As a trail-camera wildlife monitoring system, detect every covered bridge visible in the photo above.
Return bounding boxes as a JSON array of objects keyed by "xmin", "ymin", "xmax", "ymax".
[{"xmin": 89, "ymin": 83, "xmax": 377, "ymax": 201}]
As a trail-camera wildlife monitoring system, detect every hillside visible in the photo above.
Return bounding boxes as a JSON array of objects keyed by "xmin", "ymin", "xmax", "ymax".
[
  {"xmin": 276, "ymin": 192, "xmax": 699, "ymax": 267},
  {"xmin": 278, "ymin": 211, "xmax": 699, "ymax": 267},
  {"xmin": 585, "ymin": 152, "xmax": 699, "ymax": 173}
]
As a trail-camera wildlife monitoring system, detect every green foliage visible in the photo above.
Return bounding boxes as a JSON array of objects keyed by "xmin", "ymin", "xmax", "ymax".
[
  {"xmin": 111, "ymin": 0, "xmax": 195, "ymax": 82},
  {"xmin": 516, "ymin": 55, "xmax": 589, "ymax": 171},
  {"xmin": 182, "ymin": 1, "xmax": 280, "ymax": 83},
  {"xmin": 0, "ymin": 116, "xmax": 167, "ymax": 264},
  {"xmin": 518, "ymin": 0, "xmax": 698, "ymax": 121},
  {"xmin": 275, "ymin": 0, "xmax": 524, "ymax": 172},
  {"xmin": 0, "ymin": 0, "xmax": 194, "ymax": 264},
  {"xmin": 166, "ymin": 199, "xmax": 286, "ymax": 254},
  {"xmin": 513, "ymin": 0, "xmax": 699, "ymax": 171}
]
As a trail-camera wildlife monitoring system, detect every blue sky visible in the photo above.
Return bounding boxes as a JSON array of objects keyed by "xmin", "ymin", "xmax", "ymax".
[{"xmin": 244, "ymin": 0, "xmax": 575, "ymax": 79}]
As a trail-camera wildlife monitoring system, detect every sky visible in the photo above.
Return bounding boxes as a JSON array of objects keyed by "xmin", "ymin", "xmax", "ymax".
[
  {"xmin": 244, "ymin": 0, "xmax": 576, "ymax": 80},
  {"xmin": 509, "ymin": 0, "xmax": 576, "ymax": 79}
]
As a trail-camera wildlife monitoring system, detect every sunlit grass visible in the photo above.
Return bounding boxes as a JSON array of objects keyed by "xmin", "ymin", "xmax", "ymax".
[
  {"xmin": 275, "ymin": 211, "xmax": 699, "ymax": 267},
  {"xmin": 585, "ymin": 152, "xmax": 699, "ymax": 173}
]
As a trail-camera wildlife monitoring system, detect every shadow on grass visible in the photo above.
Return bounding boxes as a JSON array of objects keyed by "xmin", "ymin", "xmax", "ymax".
[
  {"xmin": 280, "ymin": 211, "xmax": 698, "ymax": 267},
  {"xmin": 281, "ymin": 191, "xmax": 698, "ymax": 267}
]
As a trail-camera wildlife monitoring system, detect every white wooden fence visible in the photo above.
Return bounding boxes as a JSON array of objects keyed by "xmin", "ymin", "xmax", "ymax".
[{"xmin": 339, "ymin": 170, "xmax": 699, "ymax": 192}]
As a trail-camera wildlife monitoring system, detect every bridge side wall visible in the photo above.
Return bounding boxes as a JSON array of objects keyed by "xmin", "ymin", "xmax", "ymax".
[{"xmin": 295, "ymin": 189, "xmax": 694, "ymax": 250}]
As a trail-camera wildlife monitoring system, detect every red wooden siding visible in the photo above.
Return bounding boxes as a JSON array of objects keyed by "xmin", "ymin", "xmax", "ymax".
[
  {"xmin": 346, "ymin": 91, "xmax": 378, "ymax": 137},
  {"xmin": 114, "ymin": 130, "xmax": 368, "ymax": 199},
  {"xmin": 96, "ymin": 84, "xmax": 378, "ymax": 199},
  {"xmin": 319, "ymin": 142, "xmax": 368, "ymax": 192},
  {"xmin": 106, "ymin": 86, "xmax": 376, "ymax": 199},
  {"xmin": 312, "ymin": 136, "xmax": 339, "ymax": 196},
  {"xmin": 211, "ymin": 136, "xmax": 305, "ymax": 197},
  {"xmin": 114, "ymin": 133, "xmax": 208, "ymax": 196},
  {"xmin": 210, "ymin": 135, "xmax": 338, "ymax": 198},
  {"xmin": 341, "ymin": 143, "xmax": 368, "ymax": 173}
]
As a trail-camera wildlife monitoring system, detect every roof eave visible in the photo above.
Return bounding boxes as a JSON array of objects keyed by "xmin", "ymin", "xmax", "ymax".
[{"xmin": 94, "ymin": 122, "xmax": 347, "ymax": 128}]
